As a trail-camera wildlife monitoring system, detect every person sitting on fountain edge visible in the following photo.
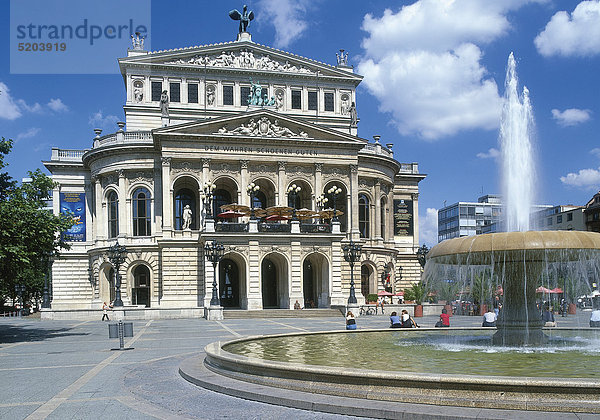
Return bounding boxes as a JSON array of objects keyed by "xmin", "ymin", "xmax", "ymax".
[
  {"xmin": 435, "ymin": 308, "xmax": 450, "ymax": 327},
  {"xmin": 542, "ymin": 304, "xmax": 556, "ymax": 327},
  {"xmin": 482, "ymin": 308, "xmax": 497, "ymax": 327},
  {"xmin": 346, "ymin": 311, "xmax": 357, "ymax": 330},
  {"xmin": 389, "ymin": 311, "xmax": 402, "ymax": 328},
  {"xmin": 400, "ymin": 309, "xmax": 418, "ymax": 328},
  {"xmin": 589, "ymin": 307, "xmax": 600, "ymax": 328}
]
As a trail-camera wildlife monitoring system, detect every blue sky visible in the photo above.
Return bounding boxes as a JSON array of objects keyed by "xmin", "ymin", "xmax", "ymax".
[{"xmin": 1, "ymin": 0, "xmax": 599, "ymax": 246}]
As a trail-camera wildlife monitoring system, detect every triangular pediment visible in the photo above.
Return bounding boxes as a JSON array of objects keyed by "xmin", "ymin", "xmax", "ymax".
[
  {"xmin": 119, "ymin": 41, "xmax": 362, "ymax": 81},
  {"xmin": 153, "ymin": 109, "xmax": 366, "ymax": 146}
]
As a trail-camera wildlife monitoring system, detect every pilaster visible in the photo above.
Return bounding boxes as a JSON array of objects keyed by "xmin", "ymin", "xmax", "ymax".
[
  {"xmin": 161, "ymin": 157, "xmax": 172, "ymax": 233},
  {"xmin": 277, "ymin": 161, "xmax": 286, "ymax": 206}
]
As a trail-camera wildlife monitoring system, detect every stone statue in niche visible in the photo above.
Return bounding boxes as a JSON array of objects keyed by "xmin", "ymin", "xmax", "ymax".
[
  {"xmin": 134, "ymin": 87, "xmax": 143, "ymax": 102},
  {"xmin": 349, "ymin": 102, "xmax": 358, "ymax": 126},
  {"xmin": 275, "ymin": 90, "xmax": 284, "ymax": 110},
  {"xmin": 341, "ymin": 96, "xmax": 350, "ymax": 115},
  {"xmin": 207, "ymin": 86, "xmax": 216, "ymax": 106},
  {"xmin": 182, "ymin": 205, "xmax": 192, "ymax": 230},
  {"xmin": 160, "ymin": 90, "xmax": 169, "ymax": 117}
]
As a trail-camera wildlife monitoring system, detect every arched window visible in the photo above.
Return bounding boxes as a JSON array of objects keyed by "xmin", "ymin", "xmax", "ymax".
[
  {"xmin": 132, "ymin": 265, "xmax": 150, "ymax": 307},
  {"xmin": 380, "ymin": 198, "xmax": 386, "ymax": 240},
  {"xmin": 174, "ymin": 188, "xmax": 196, "ymax": 230},
  {"xmin": 287, "ymin": 192, "xmax": 301, "ymax": 209},
  {"xmin": 107, "ymin": 191, "xmax": 118, "ymax": 238},
  {"xmin": 133, "ymin": 187, "xmax": 151, "ymax": 236},
  {"xmin": 359, "ymin": 194, "xmax": 370, "ymax": 238},
  {"xmin": 253, "ymin": 190, "xmax": 267, "ymax": 209},
  {"xmin": 213, "ymin": 189, "xmax": 231, "ymax": 217}
]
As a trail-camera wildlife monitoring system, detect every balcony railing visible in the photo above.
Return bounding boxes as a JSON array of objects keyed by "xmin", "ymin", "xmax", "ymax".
[
  {"xmin": 258, "ymin": 223, "xmax": 291, "ymax": 233},
  {"xmin": 93, "ymin": 131, "xmax": 153, "ymax": 149},
  {"xmin": 300, "ymin": 223, "xmax": 331, "ymax": 233},
  {"xmin": 215, "ymin": 222, "xmax": 248, "ymax": 232},
  {"xmin": 50, "ymin": 148, "xmax": 88, "ymax": 162}
]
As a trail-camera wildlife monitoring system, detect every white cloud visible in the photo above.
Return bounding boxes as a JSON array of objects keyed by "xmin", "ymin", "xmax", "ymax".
[
  {"xmin": 476, "ymin": 147, "xmax": 500, "ymax": 159},
  {"xmin": 0, "ymin": 82, "xmax": 22, "ymax": 120},
  {"xmin": 256, "ymin": 0, "xmax": 311, "ymax": 48},
  {"xmin": 15, "ymin": 99, "xmax": 42, "ymax": 113},
  {"xmin": 88, "ymin": 110, "xmax": 120, "ymax": 130},
  {"xmin": 590, "ymin": 148, "xmax": 600, "ymax": 159},
  {"xmin": 358, "ymin": 1, "xmax": 545, "ymax": 140},
  {"xmin": 15, "ymin": 127, "xmax": 41, "ymax": 142},
  {"xmin": 535, "ymin": 0, "xmax": 600, "ymax": 57},
  {"xmin": 47, "ymin": 98, "xmax": 68, "ymax": 113},
  {"xmin": 419, "ymin": 207, "xmax": 439, "ymax": 247},
  {"xmin": 551, "ymin": 108, "xmax": 591, "ymax": 126},
  {"xmin": 560, "ymin": 168, "xmax": 600, "ymax": 189}
]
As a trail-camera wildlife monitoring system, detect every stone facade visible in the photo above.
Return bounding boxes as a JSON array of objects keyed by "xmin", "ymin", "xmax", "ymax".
[{"xmin": 43, "ymin": 32, "xmax": 426, "ymax": 317}]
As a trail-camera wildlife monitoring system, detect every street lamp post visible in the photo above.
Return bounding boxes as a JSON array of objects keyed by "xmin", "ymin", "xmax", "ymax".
[
  {"xmin": 328, "ymin": 186, "xmax": 342, "ymax": 222},
  {"xmin": 246, "ymin": 182, "xmax": 260, "ymax": 220},
  {"xmin": 202, "ymin": 181, "xmax": 216, "ymax": 219},
  {"xmin": 287, "ymin": 184, "xmax": 301, "ymax": 221},
  {"xmin": 42, "ymin": 252, "xmax": 52, "ymax": 309},
  {"xmin": 15, "ymin": 284, "xmax": 26, "ymax": 316},
  {"xmin": 343, "ymin": 240, "xmax": 362, "ymax": 305},
  {"xmin": 205, "ymin": 241, "xmax": 225, "ymax": 307},
  {"xmin": 416, "ymin": 244, "xmax": 429, "ymax": 269},
  {"xmin": 108, "ymin": 241, "xmax": 127, "ymax": 307}
]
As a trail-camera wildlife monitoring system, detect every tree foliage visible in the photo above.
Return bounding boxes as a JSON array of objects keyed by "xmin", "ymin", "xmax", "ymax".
[
  {"xmin": 404, "ymin": 280, "xmax": 427, "ymax": 305},
  {"xmin": 0, "ymin": 138, "xmax": 73, "ymax": 306}
]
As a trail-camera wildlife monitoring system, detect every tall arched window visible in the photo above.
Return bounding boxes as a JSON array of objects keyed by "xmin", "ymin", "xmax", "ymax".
[
  {"xmin": 253, "ymin": 190, "xmax": 267, "ymax": 209},
  {"xmin": 359, "ymin": 194, "xmax": 370, "ymax": 238},
  {"xmin": 212, "ymin": 189, "xmax": 231, "ymax": 217},
  {"xmin": 380, "ymin": 198, "xmax": 386, "ymax": 240},
  {"xmin": 174, "ymin": 188, "xmax": 196, "ymax": 230},
  {"xmin": 107, "ymin": 191, "xmax": 118, "ymax": 238},
  {"xmin": 133, "ymin": 187, "xmax": 151, "ymax": 236}
]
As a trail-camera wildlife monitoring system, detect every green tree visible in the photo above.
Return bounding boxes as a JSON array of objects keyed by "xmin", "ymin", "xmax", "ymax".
[
  {"xmin": 404, "ymin": 280, "xmax": 427, "ymax": 305},
  {"xmin": 0, "ymin": 138, "xmax": 73, "ymax": 307}
]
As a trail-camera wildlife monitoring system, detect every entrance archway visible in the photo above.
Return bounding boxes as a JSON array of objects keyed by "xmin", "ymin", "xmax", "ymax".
[
  {"xmin": 132, "ymin": 265, "xmax": 150, "ymax": 307},
  {"xmin": 303, "ymin": 253, "xmax": 330, "ymax": 308},
  {"xmin": 261, "ymin": 253, "xmax": 289, "ymax": 308},
  {"xmin": 219, "ymin": 258, "xmax": 240, "ymax": 308}
]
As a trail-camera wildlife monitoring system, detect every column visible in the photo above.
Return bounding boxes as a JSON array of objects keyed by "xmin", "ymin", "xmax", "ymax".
[
  {"xmin": 412, "ymin": 193, "xmax": 419, "ymax": 248},
  {"xmin": 388, "ymin": 191, "xmax": 395, "ymax": 242},
  {"xmin": 375, "ymin": 181, "xmax": 382, "ymax": 241},
  {"xmin": 118, "ymin": 170, "xmax": 128, "ymax": 238},
  {"xmin": 240, "ymin": 160, "xmax": 249, "ymax": 206},
  {"xmin": 314, "ymin": 163, "xmax": 323, "ymax": 209},
  {"xmin": 277, "ymin": 161, "xmax": 286, "ymax": 206},
  {"xmin": 93, "ymin": 175, "xmax": 104, "ymax": 241},
  {"xmin": 349, "ymin": 164, "xmax": 359, "ymax": 238},
  {"xmin": 161, "ymin": 158, "xmax": 172, "ymax": 233}
]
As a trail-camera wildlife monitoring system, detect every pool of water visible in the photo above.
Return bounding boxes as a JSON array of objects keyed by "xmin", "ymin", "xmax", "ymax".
[{"xmin": 224, "ymin": 330, "xmax": 600, "ymax": 378}]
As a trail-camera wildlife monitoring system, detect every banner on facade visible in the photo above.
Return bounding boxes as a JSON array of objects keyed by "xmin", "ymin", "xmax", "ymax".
[
  {"xmin": 393, "ymin": 199, "xmax": 413, "ymax": 236},
  {"xmin": 60, "ymin": 192, "xmax": 86, "ymax": 241}
]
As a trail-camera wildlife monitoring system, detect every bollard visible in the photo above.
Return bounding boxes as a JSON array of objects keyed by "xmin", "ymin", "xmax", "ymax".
[{"xmin": 108, "ymin": 320, "xmax": 134, "ymax": 351}]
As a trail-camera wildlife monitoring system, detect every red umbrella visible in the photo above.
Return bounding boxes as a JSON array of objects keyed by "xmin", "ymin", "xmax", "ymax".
[
  {"xmin": 394, "ymin": 292, "xmax": 404, "ymax": 296},
  {"xmin": 377, "ymin": 291, "xmax": 393, "ymax": 296},
  {"xmin": 265, "ymin": 214, "xmax": 289, "ymax": 222},
  {"xmin": 536, "ymin": 286, "xmax": 552, "ymax": 294},
  {"xmin": 217, "ymin": 210, "xmax": 245, "ymax": 219},
  {"xmin": 550, "ymin": 287, "xmax": 564, "ymax": 294}
]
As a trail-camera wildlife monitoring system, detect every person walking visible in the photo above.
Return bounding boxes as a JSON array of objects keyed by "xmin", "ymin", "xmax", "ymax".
[{"xmin": 102, "ymin": 302, "xmax": 110, "ymax": 321}]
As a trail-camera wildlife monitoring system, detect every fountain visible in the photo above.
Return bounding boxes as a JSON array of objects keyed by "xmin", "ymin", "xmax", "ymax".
[{"xmin": 425, "ymin": 53, "xmax": 600, "ymax": 346}]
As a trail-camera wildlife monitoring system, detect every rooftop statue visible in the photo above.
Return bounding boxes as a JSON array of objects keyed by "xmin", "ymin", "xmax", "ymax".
[{"xmin": 229, "ymin": 5, "xmax": 254, "ymax": 34}]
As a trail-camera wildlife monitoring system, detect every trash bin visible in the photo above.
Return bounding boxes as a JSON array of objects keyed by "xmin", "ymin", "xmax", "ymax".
[
  {"xmin": 108, "ymin": 323, "xmax": 119, "ymax": 338},
  {"xmin": 123, "ymin": 322, "xmax": 134, "ymax": 337}
]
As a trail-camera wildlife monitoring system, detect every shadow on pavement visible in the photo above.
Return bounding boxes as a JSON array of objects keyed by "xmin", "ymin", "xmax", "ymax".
[{"xmin": 0, "ymin": 324, "xmax": 90, "ymax": 344}]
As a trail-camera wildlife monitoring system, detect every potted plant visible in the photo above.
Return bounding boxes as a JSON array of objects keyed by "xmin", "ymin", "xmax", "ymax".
[
  {"xmin": 366, "ymin": 294, "xmax": 378, "ymax": 304},
  {"xmin": 404, "ymin": 281, "xmax": 426, "ymax": 317}
]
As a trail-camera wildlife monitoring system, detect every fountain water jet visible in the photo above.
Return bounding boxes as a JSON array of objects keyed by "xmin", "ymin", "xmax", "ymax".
[{"xmin": 426, "ymin": 53, "xmax": 600, "ymax": 346}]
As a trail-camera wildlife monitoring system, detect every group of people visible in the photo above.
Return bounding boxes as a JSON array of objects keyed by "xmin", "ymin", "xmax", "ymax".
[{"xmin": 346, "ymin": 309, "xmax": 419, "ymax": 330}]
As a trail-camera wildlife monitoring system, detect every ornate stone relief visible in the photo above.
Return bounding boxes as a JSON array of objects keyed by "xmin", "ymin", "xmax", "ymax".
[
  {"xmin": 161, "ymin": 157, "xmax": 172, "ymax": 165},
  {"xmin": 322, "ymin": 166, "xmax": 346, "ymax": 181},
  {"xmin": 287, "ymin": 165, "xmax": 312, "ymax": 176},
  {"xmin": 165, "ymin": 50, "xmax": 316, "ymax": 74},
  {"xmin": 260, "ymin": 245, "xmax": 290, "ymax": 254},
  {"xmin": 359, "ymin": 178, "xmax": 373, "ymax": 188},
  {"xmin": 412, "ymin": 193, "xmax": 419, "ymax": 200},
  {"xmin": 240, "ymin": 160, "xmax": 249, "ymax": 169},
  {"xmin": 212, "ymin": 162, "xmax": 237, "ymax": 174},
  {"xmin": 128, "ymin": 171, "xmax": 154, "ymax": 185},
  {"xmin": 172, "ymin": 161, "xmax": 202, "ymax": 176},
  {"xmin": 253, "ymin": 164, "xmax": 276, "ymax": 175},
  {"xmin": 101, "ymin": 173, "xmax": 118, "ymax": 189},
  {"xmin": 216, "ymin": 116, "xmax": 310, "ymax": 138}
]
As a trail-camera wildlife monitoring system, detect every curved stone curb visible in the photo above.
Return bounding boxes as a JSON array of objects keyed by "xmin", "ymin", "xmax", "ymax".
[
  {"xmin": 198, "ymin": 329, "xmax": 600, "ymax": 414},
  {"xmin": 179, "ymin": 355, "xmax": 592, "ymax": 420}
]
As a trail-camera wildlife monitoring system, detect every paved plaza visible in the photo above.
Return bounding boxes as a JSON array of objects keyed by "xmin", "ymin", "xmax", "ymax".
[{"xmin": 0, "ymin": 311, "xmax": 596, "ymax": 419}]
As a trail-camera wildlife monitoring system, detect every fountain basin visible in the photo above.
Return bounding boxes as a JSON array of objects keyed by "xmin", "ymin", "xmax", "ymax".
[{"xmin": 194, "ymin": 329, "xmax": 600, "ymax": 413}]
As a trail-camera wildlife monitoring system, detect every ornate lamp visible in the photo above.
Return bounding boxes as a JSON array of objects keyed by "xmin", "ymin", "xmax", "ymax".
[
  {"xmin": 287, "ymin": 184, "xmax": 301, "ymax": 220},
  {"xmin": 328, "ymin": 185, "xmax": 342, "ymax": 222},
  {"xmin": 416, "ymin": 244, "xmax": 429, "ymax": 269},
  {"xmin": 342, "ymin": 240, "xmax": 362, "ymax": 305},
  {"xmin": 205, "ymin": 241, "xmax": 225, "ymax": 307},
  {"xmin": 246, "ymin": 182, "xmax": 260, "ymax": 220},
  {"xmin": 15, "ymin": 284, "xmax": 26, "ymax": 316},
  {"xmin": 108, "ymin": 241, "xmax": 127, "ymax": 307},
  {"xmin": 315, "ymin": 194, "xmax": 328, "ymax": 211},
  {"xmin": 202, "ymin": 181, "xmax": 216, "ymax": 219}
]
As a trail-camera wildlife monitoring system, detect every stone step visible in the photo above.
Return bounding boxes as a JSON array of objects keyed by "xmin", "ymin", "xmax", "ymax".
[{"xmin": 223, "ymin": 308, "xmax": 343, "ymax": 319}]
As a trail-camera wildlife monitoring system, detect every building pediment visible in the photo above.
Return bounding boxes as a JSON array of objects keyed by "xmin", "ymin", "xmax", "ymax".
[
  {"xmin": 119, "ymin": 41, "xmax": 362, "ymax": 81},
  {"xmin": 153, "ymin": 110, "xmax": 366, "ymax": 146}
]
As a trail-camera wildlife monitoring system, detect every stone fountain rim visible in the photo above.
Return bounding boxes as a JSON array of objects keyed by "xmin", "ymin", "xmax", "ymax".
[{"xmin": 428, "ymin": 230, "xmax": 600, "ymax": 260}]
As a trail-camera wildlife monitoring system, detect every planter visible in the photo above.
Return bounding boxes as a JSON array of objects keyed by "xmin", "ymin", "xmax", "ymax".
[
  {"xmin": 414, "ymin": 304, "xmax": 423, "ymax": 317},
  {"xmin": 568, "ymin": 303, "xmax": 577, "ymax": 315}
]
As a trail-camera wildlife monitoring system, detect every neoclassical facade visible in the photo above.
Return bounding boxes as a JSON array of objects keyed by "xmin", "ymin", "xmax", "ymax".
[{"xmin": 44, "ymin": 31, "xmax": 425, "ymax": 316}]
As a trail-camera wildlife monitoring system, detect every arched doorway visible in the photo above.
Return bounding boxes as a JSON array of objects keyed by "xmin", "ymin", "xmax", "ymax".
[
  {"xmin": 261, "ymin": 254, "xmax": 289, "ymax": 308},
  {"xmin": 303, "ymin": 253, "xmax": 330, "ymax": 308},
  {"xmin": 262, "ymin": 258, "xmax": 278, "ymax": 308},
  {"xmin": 100, "ymin": 266, "xmax": 115, "ymax": 304},
  {"xmin": 361, "ymin": 265, "xmax": 370, "ymax": 299},
  {"xmin": 219, "ymin": 258, "xmax": 240, "ymax": 308},
  {"xmin": 132, "ymin": 265, "xmax": 150, "ymax": 307}
]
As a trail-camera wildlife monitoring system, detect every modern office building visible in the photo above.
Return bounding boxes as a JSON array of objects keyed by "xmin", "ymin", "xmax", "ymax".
[
  {"xmin": 530, "ymin": 205, "xmax": 586, "ymax": 231},
  {"xmin": 437, "ymin": 195, "xmax": 502, "ymax": 242},
  {"xmin": 42, "ymin": 13, "xmax": 426, "ymax": 318}
]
